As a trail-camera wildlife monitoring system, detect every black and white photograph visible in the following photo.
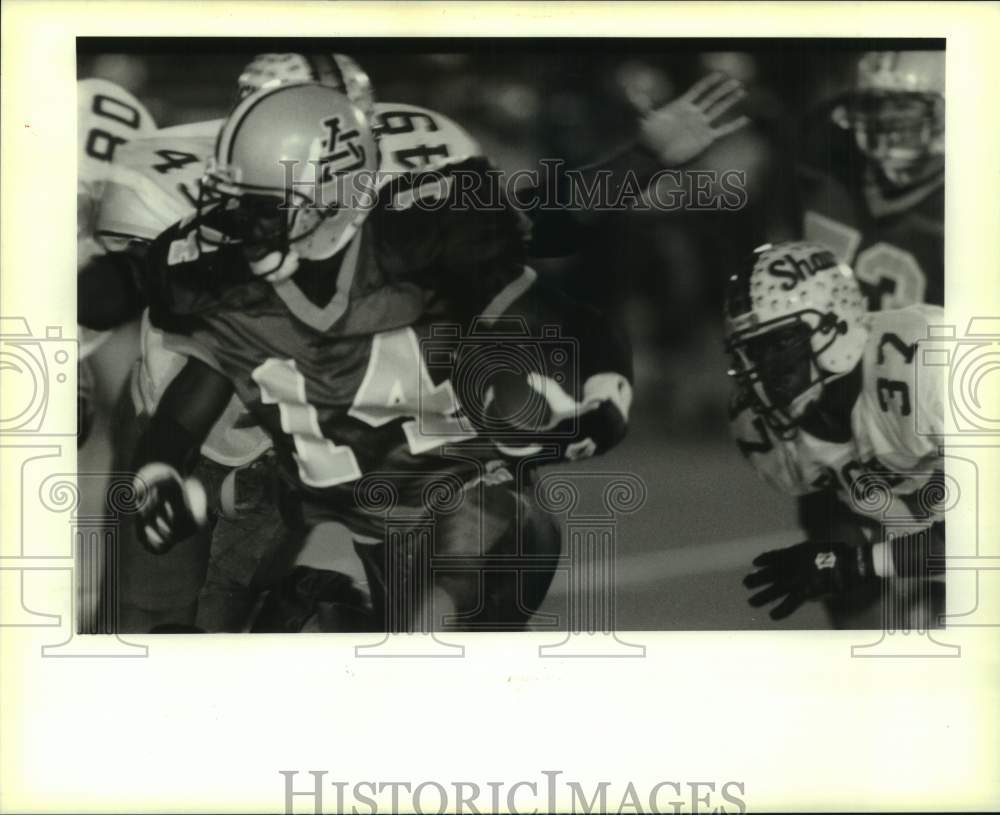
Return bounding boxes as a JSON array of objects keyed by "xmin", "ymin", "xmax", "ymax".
[
  {"xmin": 75, "ymin": 38, "xmax": 947, "ymax": 635},
  {"xmin": 2, "ymin": 2, "xmax": 998, "ymax": 813}
]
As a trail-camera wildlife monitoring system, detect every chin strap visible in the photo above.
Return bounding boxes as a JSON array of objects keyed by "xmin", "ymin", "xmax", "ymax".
[{"xmin": 249, "ymin": 249, "xmax": 300, "ymax": 284}]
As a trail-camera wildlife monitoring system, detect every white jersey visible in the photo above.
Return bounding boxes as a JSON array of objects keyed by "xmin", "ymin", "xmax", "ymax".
[
  {"xmin": 730, "ymin": 305, "xmax": 945, "ymax": 527},
  {"xmin": 92, "ymin": 129, "xmax": 271, "ymax": 467},
  {"xmin": 94, "ymin": 100, "xmax": 480, "ymax": 466},
  {"xmin": 78, "ymin": 79, "xmax": 157, "ymax": 357},
  {"xmin": 372, "ymin": 102, "xmax": 481, "ymax": 177}
]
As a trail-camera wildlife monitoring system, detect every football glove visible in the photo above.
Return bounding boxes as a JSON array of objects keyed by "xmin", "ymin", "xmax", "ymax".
[
  {"xmin": 743, "ymin": 540, "xmax": 876, "ymax": 620},
  {"xmin": 133, "ymin": 463, "xmax": 208, "ymax": 555}
]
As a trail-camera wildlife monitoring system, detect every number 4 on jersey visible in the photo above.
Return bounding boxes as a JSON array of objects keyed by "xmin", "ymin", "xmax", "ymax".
[
  {"xmin": 252, "ymin": 328, "xmax": 476, "ymax": 489},
  {"xmin": 349, "ymin": 328, "xmax": 475, "ymax": 454}
]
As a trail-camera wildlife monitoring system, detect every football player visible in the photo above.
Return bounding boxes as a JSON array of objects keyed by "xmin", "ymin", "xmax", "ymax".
[
  {"xmin": 77, "ymin": 78, "xmax": 157, "ymax": 448},
  {"xmin": 81, "ymin": 53, "xmax": 745, "ymax": 631},
  {"xmin": 723, "ymin": 242, "xmax": 945, "ymax": 621},
  {"xmin": 80, "ymin": 53, "xmax": 493, "ymax": 632},
  {"xmin": 798, "ymin": 50, "xmax": 944, "ymax": 311},
  {"xmin": 765, "ymin": 51, "xmax": 945, "ymax": 625},
  {"xmin": 82, "ymin": 82, "xmax": 633, "ymax": 631}
]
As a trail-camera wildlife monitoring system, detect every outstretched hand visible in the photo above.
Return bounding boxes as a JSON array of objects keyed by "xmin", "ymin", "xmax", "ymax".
[{"xmin": 638, "ymin": 72, "xmax": 750, "ymax": 167}]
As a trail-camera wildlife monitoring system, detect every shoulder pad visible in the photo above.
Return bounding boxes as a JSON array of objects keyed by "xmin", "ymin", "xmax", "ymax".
[
  {"xmin": 155, "ymin": 119, "xmax": 225, "ymax": 140},
  {"xmin": 374, "ymin": 101, "xmax": 482, "ymax": 183},
  {"xmin": 857, "ymin": 304, "xmax": 946, "ymax": 455},
  {"xmin": 78, "ymin": 79, "xmax": 156, "ymax": 186},
  {"xmin": 97, "ymin": 135, "xmax": 212, "ymax": 243}
]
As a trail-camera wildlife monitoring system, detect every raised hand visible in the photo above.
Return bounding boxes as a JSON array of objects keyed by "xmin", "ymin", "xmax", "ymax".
[{"xmin": 638, "ymin": 72, "xmax": 750, "ymax": 167}]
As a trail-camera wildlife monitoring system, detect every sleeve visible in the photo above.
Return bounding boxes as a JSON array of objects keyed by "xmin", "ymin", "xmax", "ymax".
[
  {"xmin": 465, "ymin": 277, "xmax": 634, "ymax": 460},
  {"xmin": 865, "ymin": 305, "xmax": 946, "ymax": 462}
]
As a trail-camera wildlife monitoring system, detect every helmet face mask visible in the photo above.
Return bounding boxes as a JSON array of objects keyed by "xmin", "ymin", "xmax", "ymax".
[
  {"xmin": 833, "ymin": 51, "xmax": 945, "ymax": 186},
  {"xmin": 846, "ymin": 91, "xmax": 942, "ymax": 181},
  {"xmin": 728, "ymin": 311, "xmax": 845, "ymax": 436},
  {"xmin": 724, "ymin": 243, "xmax": 869, "ymax": 438},
  {"xmin": 196, "ymin": 176, "xmax": 339, "ymax": 264}
]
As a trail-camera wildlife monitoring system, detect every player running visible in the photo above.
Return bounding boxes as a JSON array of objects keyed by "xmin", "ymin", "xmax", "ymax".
[
  {"xmin": 723, "ymin": 241, "xmax": 945, "ymax": 621},
  {"xmin": 81, "ymin": 82, "xmax": 634, "ymax": 630},
  {"xmin": 80, "ymin": 52, "xmax": 748, "ymax": 631},
  {"xmin": 746, "ymin": 50, "xmax": 946, "ymax": 625},
  {"xmin": 79, "ymin": 54, "xmax": 497, "ymax": 631}
]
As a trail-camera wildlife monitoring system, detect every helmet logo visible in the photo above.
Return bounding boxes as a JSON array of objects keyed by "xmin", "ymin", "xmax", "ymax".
[
  {"xmin": 766, "ymin": 249, "xmax": 837, "ymax": 291},
  {"xmin": 318, "ymin": 115, "xmax": 367, "ymax": 179}
]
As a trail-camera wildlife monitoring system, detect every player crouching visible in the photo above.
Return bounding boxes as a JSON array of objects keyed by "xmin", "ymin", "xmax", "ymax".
[{"xmin": 724, "ymin": 241, "xmax": 945, "ymax": 623}]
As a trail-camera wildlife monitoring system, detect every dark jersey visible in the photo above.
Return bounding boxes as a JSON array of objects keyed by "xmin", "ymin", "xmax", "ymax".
[
  {"xmin": 143, "ymin": 160, "xmax": 631, "ymax": 537},
  {"xmin": 797, "ymin": 120, "xmax": 943, "ymax": 310}
]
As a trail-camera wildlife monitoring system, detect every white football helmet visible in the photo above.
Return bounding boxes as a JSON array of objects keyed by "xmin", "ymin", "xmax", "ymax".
[
  {"xmin": 832, "ymin": 51, "xmax": 944, "ymax": 185},
  {"xmin": 723, "ymin": 241, "xmax": 869, "ymax": 437},
  {"xmin": 198, "ymin": 82, "xmax": 379, "ymax": 271},
  {"xmin": 236, "ymin": 53, "xmax": 375, "ymax": 122}
]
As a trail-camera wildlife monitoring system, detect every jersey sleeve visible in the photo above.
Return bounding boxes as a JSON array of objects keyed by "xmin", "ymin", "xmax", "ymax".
[
  {"xmin": 859, "ymin": 305, "xmax": 946, "ymax": 463},
  {"xmin": 454, "ymin": 272, "xmax": 634, "ymax": 461},
  {"xmin": 374, "ymin": 102, "xmax": 482, "ymax": 177}
]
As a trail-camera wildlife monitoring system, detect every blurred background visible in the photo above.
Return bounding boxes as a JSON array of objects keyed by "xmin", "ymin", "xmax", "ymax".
[{"xmin": 78, "ymin": 41, "xmax": 871, "ymax": 629}]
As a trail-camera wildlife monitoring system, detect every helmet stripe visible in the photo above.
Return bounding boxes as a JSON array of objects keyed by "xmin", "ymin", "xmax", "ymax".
[
  {"xmin": 305, "ymin": 53, "xmax": 345, "ymax": 91},
  {"xmin": 219, "ymin": 85, "xmax": 287, "ymax": 166}
]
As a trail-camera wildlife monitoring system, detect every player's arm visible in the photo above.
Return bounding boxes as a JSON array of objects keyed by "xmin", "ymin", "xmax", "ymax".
[
  {"xmin": 527, "ymin": 74, "xmax": 749, "ymax": 257},
  {"xmin": 77, "ymin": 243, "xmax": 150, "ymax": 331},
  {"xmin": 575, "ymin": 73, "xmax": 750, "ymax": 191},
  {"xmin": 132, "ymin": 356, "xmax": 234, "ymax": 554},
  {"xmin": 476, "ymin": 279, "xmax": 634, "ymax": 462}
]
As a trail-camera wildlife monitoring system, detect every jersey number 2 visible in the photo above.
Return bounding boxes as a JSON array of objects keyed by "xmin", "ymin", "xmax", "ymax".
[{"xmin": 804, "ymin": 213, "xmax": 926, "ymax": 310}]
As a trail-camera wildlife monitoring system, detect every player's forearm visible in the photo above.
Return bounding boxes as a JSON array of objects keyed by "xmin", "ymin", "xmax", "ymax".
[
  {"xmin": 576, "ymin": 139, "xmax": 664, "ymax": 193},
  {"xmin": 871, "ymin": 524, "xmax": 945, "ymax": 581},
  {"xmin": 133, "ymin": 357, "xmax": 234, "ymax": 474}
]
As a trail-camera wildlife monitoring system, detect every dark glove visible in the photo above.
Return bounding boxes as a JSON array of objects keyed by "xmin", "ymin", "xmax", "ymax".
[
  {"xmin": 133, "ymin": 463, "xmax": 208, "ymax": 555},
  {"xmin": 744, "ymin": 540, "xmax": 876, "ymax": 620}
]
